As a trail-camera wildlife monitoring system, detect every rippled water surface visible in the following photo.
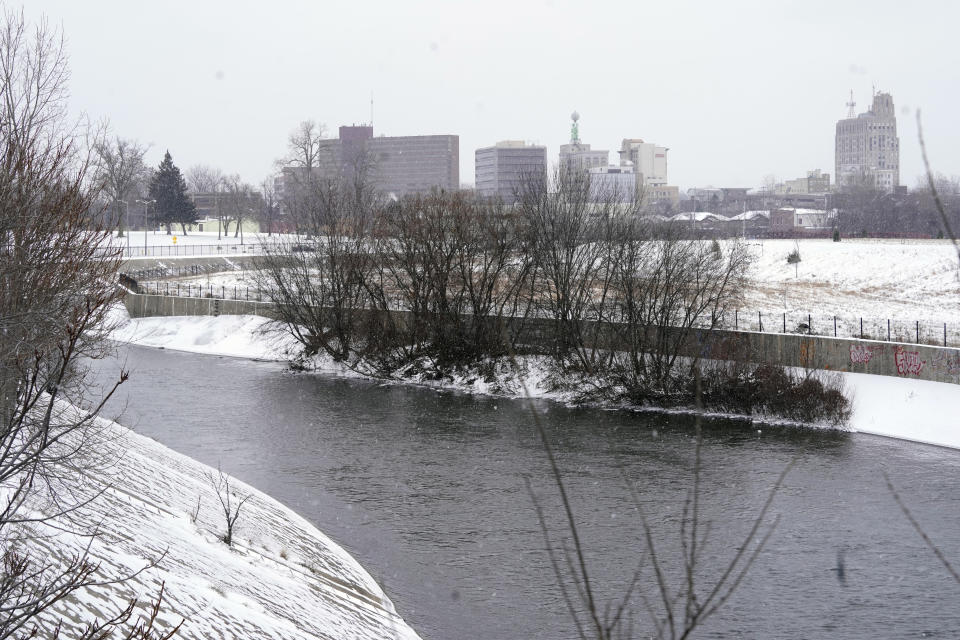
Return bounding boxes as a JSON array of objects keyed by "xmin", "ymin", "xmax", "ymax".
[{"xmin": 90, "ymin": 346, "xmax": 960, "ymax": 639}]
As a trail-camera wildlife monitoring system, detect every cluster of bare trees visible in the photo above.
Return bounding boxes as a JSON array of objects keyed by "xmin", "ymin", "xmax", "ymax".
[
  {"xmin": 254, "ymin": 165, "xmax": 757, "ymax": 404},
  {"xmin": 184, "ymin": 164, "xmax": 273, "ymax": 239},
  {"xmin": 831, "ymin": 173, "xmax": 960, "ymax": 237},
  {"xmin": 0, "ymin": 9, "xmax": 176, "ymax": 638}
]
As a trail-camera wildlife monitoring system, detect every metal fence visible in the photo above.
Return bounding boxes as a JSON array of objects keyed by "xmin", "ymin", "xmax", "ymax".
[
  {"xmin": 135, "ymin": 280, "xmax": 268, "ymax": 302},
  {"xmin": 116, "ymin": 243, "xmax": 277, "ymax": 258},
  {"xmin": 128, "ymin": 281, "xmax": 960, "ymax": 348},
  {"xmin": 122, "ymin": 262, "xmax": 247, "ymax": 281},
  {"xmin": 729, "ymin": 310, "xmax": 960, "ymax": 348}
]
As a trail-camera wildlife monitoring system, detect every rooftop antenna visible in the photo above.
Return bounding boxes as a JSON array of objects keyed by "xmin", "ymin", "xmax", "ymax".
[
  {"xmin": 370, "ymin": 91, "xmax": 374, "ymax": 127},
  {"xmin": 570, "ymin": 111, "xmax": 580, "ymax": 145},
  {"xmin": 846, "ymin": 90, "xmax": 856, "ymax": 118}
]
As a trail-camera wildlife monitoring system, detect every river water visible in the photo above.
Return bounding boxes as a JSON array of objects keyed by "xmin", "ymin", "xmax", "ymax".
[{"xmin": 89, "ymin": 345, "xmax": 960, "ymax": 639}]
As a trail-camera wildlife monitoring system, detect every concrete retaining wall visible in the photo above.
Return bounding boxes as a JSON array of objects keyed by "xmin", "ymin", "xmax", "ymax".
[
  {"xmin": 121, "ymin": 291, "xmax": 960, "ymax": 386},
  {"xmin": 686, "ymin": 328, "xmax": 960, "ymax": 385},
  {"xmin": 124, "ymin": 292, "xmax": 275, "ymax": 319}
]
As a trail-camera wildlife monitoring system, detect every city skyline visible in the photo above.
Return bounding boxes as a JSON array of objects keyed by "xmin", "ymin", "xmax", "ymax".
[{"xmin": 27, "ymin": 0, "xmax": 960, "ymax": 192}]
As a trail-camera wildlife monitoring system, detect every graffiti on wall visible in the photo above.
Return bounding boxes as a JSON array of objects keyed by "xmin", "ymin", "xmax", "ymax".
[
  {"xmin": 894, "ymin": 346, "xmax": 925, "ymax": 376},
  {"xmin": 849, "ymin": 344, "xmax": 885, "ymax": 364},
  {"xmin": 931, "ymin": 351, "xmax": 960, "ymax": 376}
]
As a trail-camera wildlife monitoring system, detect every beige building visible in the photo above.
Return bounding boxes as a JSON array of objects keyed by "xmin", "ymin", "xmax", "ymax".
[
  {"xmin": 835, "ymin": 91, "xmax": 899, "ymax": 191},
  {"xmin": 645, "ymin": 185, "xmax": 680, "ymax": 208},
  {"xmin": 618, "ymin": 138, "xmax": 668, "ymax": 186},
  {"xmin": 776, "ymin": 169, "xmax": 831, "ymax": 195}
]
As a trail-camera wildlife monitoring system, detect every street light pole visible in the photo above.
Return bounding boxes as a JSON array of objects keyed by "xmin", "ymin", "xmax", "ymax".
[
  {"xmin": 118, "ymin": 200, "xmax": 130, "ymax": 255},
  {"xmin": 136, "ymin": 199, "xmax": 155, "ymax": 256}
]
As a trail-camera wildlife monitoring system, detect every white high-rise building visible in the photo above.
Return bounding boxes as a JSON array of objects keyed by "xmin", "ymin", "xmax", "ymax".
[{"xmin": 835, "ymin": 91, "xmax": 899, "ymax": 191}]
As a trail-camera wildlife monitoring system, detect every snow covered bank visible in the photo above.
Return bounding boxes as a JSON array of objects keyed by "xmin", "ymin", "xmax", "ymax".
[
  {"xmin": 110, "ymin": 308, "xmax": 298, "ymax": 361},
  {"xmin": 839, "ymin": 371, "xmax": 960, "ymax": 449},
  {"xmin": 23, "ymin": 408, "xmax": 422, "ymax": 639},
  {"xmin": 109, "ymin": 309, "xmax": 960, "ymax": 449}
]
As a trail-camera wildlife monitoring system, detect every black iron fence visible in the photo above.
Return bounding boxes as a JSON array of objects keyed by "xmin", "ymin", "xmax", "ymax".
[
  {"xmin": 730, "ymin": 309, "xmax": 960, "ymax": 347},
  {"xmin": 132, "ymin": 279, "xmax": 268, "ymax": 302},
  {"xmin": 114, "ymin": 243, "xmax": 276, "ymax": 258},
  {"xmin": 124, "ymin": 275, "xmax": 960, "ymax": 350}
]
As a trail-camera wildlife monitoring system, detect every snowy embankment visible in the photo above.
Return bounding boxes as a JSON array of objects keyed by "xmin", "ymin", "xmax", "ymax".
[
  {"xmin": 27, "ymin": 402, "xmax": 421, "ymax": 639},
  {"xmin": 741, "ymin": 238, "xmax": 960, "ymax": 341},
  {"xmin": 109, "ymin": 309, "xmax": 960, "ymax": 450}
]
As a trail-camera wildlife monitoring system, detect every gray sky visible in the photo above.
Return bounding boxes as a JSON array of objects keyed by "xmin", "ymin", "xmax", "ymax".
[{"xmin": 28, "ymin": 0, "xmax": 960, "ymax": 191}]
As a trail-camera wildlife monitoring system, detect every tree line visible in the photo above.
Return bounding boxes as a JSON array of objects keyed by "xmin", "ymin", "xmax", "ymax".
[
  {"xmin": 93, "ymin": 140, "xmax": 281, "ymax": 239},
  {"xmin": 255, "ymin": 165, "xmax": 849, "ymax": 424}
]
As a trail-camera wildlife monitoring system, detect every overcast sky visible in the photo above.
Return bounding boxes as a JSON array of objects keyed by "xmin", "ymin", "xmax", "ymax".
[{"xmin": 27, "ymin": 0, "xmax": 960, "ymax": 191}]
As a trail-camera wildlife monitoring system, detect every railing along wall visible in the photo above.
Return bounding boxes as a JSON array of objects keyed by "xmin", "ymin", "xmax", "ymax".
[{"xmin": 121, "ymin": 288, "xmax": 960, "ymax": 386}]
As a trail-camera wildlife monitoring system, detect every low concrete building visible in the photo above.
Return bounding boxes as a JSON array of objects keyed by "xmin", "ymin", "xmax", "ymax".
[
  {"xmin": 771, "ymin": 207, "xmax": 835, "ymax": 233},
  {"xmin": 645, "ymin": 185, "xmax": 680, "ymax": 208},
  {"xmin": 776, "ymin": 169, "xmax": 832, "ymax": 195}
]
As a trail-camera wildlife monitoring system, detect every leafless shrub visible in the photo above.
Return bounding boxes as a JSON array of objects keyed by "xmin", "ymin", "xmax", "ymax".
[{"xmin": 209, "ymin": 468, "xmax": 250, "ymax": 547}]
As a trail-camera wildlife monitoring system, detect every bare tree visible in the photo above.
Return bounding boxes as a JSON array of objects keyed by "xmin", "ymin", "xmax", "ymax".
[
  {"xmin": 0, "ymin": 9, "xmax": 178, "ymax": 637},
  {"xmin": 209, "ymin": 468, "xmax": 250, "ymax": 547},
  {"xmin": 220, "ymin": 174, "xmax": 260, "ymax": 242},
  {"xmin": 284, "ymin": 120, "xmax": 327, "ymax": 171},
  {"xmin": 279, "ymin": 120, "xmax": 333, "ymax": 234},
  {"xmin": 184, "ymin": 164, "xmax": 223, "ymax": 195},
  {"xmin": 253, "ymin": 166, "xmax": 376, "ymax": 366},
  {"xmin": 93, "ymin": 137, "xmax": 150, "ymax": 237},
  {"xmin": 517, "ymin": 167, "xmax": 642, "ymax": 371},
  {"xmin": 258, "ymin": 176, "xmax": 281, "ymax": 236}
]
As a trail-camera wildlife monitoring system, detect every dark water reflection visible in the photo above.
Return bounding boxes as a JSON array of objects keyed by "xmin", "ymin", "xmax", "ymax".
[{"xmin": 90, "ymin": 346, "xmax": 960, "ymax": 639}]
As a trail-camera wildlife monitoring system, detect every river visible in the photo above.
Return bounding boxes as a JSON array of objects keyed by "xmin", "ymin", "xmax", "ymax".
[{"xmin": 89, "ymin": 345, "xmax": 960, "ymax": 639}]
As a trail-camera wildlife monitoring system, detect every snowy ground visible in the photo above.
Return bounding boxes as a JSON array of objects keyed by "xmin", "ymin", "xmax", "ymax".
[
  {"xmin": 109, "ymin": 230, "xmax": 297, "ymax": 248},
  {"xmin": 22, "ymin": 404, "xmax": 422, "ymax": 639},
  {"xmin": 741, "ymin": 238, "xmax": 960, "ymax": 343},
  {"xmin": 110, "ymin": 231, "xmax": 299, "ymax": 259},
  {"xmin": 109, "ymin": 309, "xmax": 960, "ymax": 450}
]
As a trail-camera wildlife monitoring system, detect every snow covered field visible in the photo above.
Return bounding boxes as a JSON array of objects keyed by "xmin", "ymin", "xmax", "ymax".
[
  {"xmin": 741, "ymin": 238, "xmax": 960, "ymax": 343},
  {"xmin": 109, "ymin": 309, "xmax": 960, "ymax": 450},
  {"xmin": 25, "ymin": 405, "xmax": 421, "ymax": 639}
]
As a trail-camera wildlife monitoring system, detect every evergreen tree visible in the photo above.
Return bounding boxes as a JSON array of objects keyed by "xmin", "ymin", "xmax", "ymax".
[{"xmin": 148, "ymin": 151, "xmax": 197, "ymax": 235}]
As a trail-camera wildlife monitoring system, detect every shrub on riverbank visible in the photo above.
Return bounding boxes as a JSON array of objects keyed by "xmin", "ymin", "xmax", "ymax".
[
  {"xmin": 696, "ymin": 362, "xmax": 851, "ymax": 425},
  {"xmin": 555, "ymin": 358, "xmax": 850, "ymax": 425}
]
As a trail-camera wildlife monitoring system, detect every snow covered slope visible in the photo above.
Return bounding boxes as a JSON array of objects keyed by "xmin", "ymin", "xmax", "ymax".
[{"xmin": 24, "ymin": 407, "xmax": 422, "ymax": 639}]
